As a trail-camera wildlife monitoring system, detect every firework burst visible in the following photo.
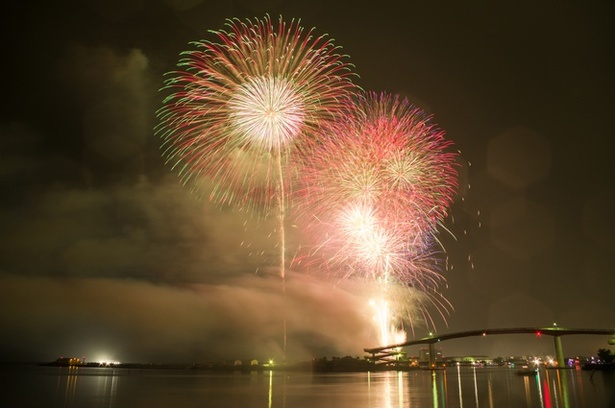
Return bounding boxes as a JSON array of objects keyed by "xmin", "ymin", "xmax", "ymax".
[
  {"xmin": 295, "ymin": 91, "xmax": 459, "ymax": 291},
  {"xmin": 155, "ymin": 15, "xmax": 359, "ymax": 358},
  {"xmin": 292, "ymin": 91, "xmax": 458, "ymax": 344},
  {"xmin": 155, "ymin": 15, "xmax": 358, "ymax": 211}
]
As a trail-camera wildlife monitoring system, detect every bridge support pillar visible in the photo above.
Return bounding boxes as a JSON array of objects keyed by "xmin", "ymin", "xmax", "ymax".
[
  {"xmin": 429, "ymin": 343, "xmax": 436, "ymax": 369},
  {"xmin": 554, "ymin": 335, "xmax": 565, "ymax": 367}
]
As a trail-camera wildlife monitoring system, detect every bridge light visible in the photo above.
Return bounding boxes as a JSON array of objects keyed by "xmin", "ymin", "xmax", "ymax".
[{"xmin": 482, "ymin": 332, "xmax": 486, "ymax": 336}]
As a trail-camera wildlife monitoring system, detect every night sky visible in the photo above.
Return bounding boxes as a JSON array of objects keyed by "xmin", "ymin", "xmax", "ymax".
[{"xmin": 1, "ymin": 0, "xmax": 614, "ymax": 364}]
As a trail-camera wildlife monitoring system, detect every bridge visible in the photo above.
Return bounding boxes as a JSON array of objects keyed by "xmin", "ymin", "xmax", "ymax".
[{"xmin": 364, "ymin": 326, "xmax": 615, "ymax": 368}]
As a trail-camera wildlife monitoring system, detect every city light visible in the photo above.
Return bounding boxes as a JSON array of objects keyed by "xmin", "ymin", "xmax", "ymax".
[{"xmin": 92, "ymin": 353, "xmax": 121, "ymax": 366}]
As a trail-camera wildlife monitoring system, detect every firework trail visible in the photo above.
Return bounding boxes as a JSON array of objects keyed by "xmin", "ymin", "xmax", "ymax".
[
  {"xmin": 155, "ymin": 15, "xmax": 359, "ymax": 357},
  {"xmin": 294, "ymin": 91, "xmax": 459, "ymax": 341}
]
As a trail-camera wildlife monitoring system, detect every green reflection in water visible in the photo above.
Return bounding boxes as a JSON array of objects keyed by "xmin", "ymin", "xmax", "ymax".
[{"xmin": 431, "ymin": 371, "xmax": 439, "ymax": 408}]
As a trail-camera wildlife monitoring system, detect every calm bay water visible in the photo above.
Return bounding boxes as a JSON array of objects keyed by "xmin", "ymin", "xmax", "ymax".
[{"xmin": 1, "ymin": 364, "xmax": 613, "ymax": 407}]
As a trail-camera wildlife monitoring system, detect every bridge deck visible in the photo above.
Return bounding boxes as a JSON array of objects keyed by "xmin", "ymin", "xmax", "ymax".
[{"xmin": 364, "ymin": 327, "xmax": 615, "ymax": 354}]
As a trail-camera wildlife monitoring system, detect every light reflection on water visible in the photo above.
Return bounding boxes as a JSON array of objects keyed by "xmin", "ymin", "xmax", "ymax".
[
  {"xmin": 2, "ymin": 364, "xmax": 614, "ymax": 407},
  {"xmin": 364, "ymin": 366, "xmax": 613, "ymax": 408}
]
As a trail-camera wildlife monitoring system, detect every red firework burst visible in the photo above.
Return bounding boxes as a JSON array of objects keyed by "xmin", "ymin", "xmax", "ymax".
[{"xmin": 293, "ymin": 92, "xmax": 459, "ymax": 291}]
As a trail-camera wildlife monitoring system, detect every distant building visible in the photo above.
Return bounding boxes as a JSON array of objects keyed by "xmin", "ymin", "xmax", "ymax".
[
  {"xmin": 444, "ymin": 355, "xmax": 492, "ymax": 365},
  {"xmin": 53, "ymin": 357, "xmax": 83, "ymax": 366},
  {"xmin": 419, "ymin": 347, "xmax": 443, "ymax": 363}
]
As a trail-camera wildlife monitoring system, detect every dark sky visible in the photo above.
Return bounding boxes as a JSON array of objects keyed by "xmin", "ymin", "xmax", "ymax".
[{"xmin": 1, "ymin": 0, "xmax": 614, "ymax": 364}]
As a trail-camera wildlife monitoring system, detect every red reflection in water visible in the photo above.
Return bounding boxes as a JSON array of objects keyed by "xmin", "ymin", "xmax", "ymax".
[{"xmin": 543, "ymin": 379, "xmax": 552, "ymax": 407}]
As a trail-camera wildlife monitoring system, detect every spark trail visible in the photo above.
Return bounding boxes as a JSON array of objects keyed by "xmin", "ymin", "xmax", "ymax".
[{"xmin": 156, "ymin": 15, "xmax": 359, "ymax": 357}]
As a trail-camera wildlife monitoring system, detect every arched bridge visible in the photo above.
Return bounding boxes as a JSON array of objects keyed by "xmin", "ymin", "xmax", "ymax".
[{"xmin": 364, "ymin": 326, "xmax": 615, "ymax": 367}]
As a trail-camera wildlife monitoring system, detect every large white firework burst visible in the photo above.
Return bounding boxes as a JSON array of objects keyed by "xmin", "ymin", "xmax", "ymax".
[{"xmin": 156, "ymin": 15, "xmax": 358, "ymax": 211}]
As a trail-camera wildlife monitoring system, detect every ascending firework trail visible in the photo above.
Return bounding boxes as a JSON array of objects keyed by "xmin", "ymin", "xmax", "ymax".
[{"xmin": 155, "ymin": 15, "xmax": 359, "ymax": 357}]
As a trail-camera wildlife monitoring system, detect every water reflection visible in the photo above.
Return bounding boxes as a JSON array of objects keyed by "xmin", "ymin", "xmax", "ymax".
[
  {"xmin": 6, "ymin": 364, "xmax": 614, "ymax": 407},
  {"xmin": 54, "ymin": 366, "xmax": 120, "ymax": 407},
  {"xmin": 535, "ymin": 370, "xmax": 544, "ymax": 408},
  {"xmin": 456, "ymin": 365, "xmax": 465, "ymax": 407},
  {"xmin": 268, "ymin": 370, "xmax": 273, "ymax": 408},
  {"xmin": 96, "ymin": 368, "xmax": 119, "ymax": 407},
  {"xmin": 472, "ymin": 367, "xmax": 479, "ymax": 408},
  {"xmin": 365, "ymin": 366, "xmax": 594, "ymax": 408},
  {"xmin": 62, "ymin": 366, "xmax": 79, "ymax": 404},
  {"xmin": 431, "ymin": 371, "xmax": 439, "ymax": 407},
  {"xmin": 545, "ymin": 368, "xmax": 571, "ymax": 408},
  {"xmin": 366, "ymin": 370, "xmax": 408, "ymax": 407}
]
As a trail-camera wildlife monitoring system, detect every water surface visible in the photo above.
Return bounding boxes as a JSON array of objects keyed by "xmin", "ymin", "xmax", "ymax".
[{"xmin": 1, "ymin": 364, "xmax": 613, "ymax": 407}]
